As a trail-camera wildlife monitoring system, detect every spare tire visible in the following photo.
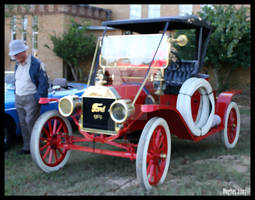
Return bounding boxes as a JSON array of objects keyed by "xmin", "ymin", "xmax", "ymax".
[{"xmin": 176, "ymin": 78, "xmax": 215, "ymax": 136}]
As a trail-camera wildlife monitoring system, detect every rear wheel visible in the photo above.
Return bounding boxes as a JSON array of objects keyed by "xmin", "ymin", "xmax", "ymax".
[
  {"xmin": 136, "ymin": 117, "xmax": 171, "ymax": 191},
  {"xmin": 30, "ymin": 110, "xmax": 72, "ymax": 173},
  {"xmin": 221, "ymin": 102, "xmax": 240, "ymax": 149}
]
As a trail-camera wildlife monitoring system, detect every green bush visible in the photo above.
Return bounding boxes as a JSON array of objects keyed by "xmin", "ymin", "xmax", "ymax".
[
  {"xmin": 176, "ymin": 5, "xmax": 250, "ymax": 92},
  {"xmin": 46, "ymin": 19, "xmax": 96, "ymax": 81}
]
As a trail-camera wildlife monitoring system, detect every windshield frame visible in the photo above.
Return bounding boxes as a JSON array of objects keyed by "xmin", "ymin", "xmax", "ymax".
[{"xmin": 99, "ymin": 33, "xmax": 171, "ymax": 70}]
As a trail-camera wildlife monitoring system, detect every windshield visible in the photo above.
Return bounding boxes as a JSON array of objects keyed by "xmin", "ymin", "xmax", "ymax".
[
  {"xmin": 100, "ymin": 34, "xmax": 169, "ymax": 68},
  {"xmin": 98, "ymin": 34, "xmax": 169, "ymax": 98}
]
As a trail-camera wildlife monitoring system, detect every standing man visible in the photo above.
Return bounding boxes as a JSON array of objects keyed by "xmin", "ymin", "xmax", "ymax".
[{"xmin": 8, "ymin": 40, "xmax": 48, "ymax": 155}]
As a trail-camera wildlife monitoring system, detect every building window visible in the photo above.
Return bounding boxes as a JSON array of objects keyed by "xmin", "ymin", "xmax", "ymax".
[
  {"xmin": 32, "ymin": 16, "xmax": 38, "ymax": 56},
  {"xmin": 22, "ymin": 15, "xmax": 28, "ymax": 43},
  {"xmin": 11, "ymin": 16, "xmax": 16, "ymax": 41},
  {"xmin": 130, "ymin": 4, "xmax": 141, "ymax": 19},
  {"xmin": 179, "ymin": 4, "xmax": 193, "ymax": 16},
  {"xmin": 148, "ymin": 4, "xmax": 160, "ymax": 18}
]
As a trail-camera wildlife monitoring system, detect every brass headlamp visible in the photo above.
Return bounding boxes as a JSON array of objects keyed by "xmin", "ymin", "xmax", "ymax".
[
  {"xmin": 58, "ymin": 95, "xmax": 81, "ymax": 117},
  {"xmin": 109, "ymin": 99, "xmax": 135, "ymax": 123}
]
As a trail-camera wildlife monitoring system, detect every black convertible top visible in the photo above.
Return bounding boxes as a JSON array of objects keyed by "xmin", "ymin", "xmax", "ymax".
[{"xmin": 102, "ymin": 15, "xmax": 212, "ymax": 34}]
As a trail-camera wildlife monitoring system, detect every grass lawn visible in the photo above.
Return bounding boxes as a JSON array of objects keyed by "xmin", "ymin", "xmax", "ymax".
[{"xmin": 4, "ymin": 100, "xmax": 250, "ymax": 196}]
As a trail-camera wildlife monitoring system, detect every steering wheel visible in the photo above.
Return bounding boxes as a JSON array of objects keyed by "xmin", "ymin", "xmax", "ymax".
[{"xmin": 170, "ymin": 51, "xmax": 182, "ymax": 70}]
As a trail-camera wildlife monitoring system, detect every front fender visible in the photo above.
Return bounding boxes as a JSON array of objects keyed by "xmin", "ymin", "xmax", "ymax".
[
  {"xmin": 38, "ymin": 97, "xmax": 59, "ymax": 104},
  {"xmin": 141, "ymin": 104, "xmax": 195, "ymax": 140}
]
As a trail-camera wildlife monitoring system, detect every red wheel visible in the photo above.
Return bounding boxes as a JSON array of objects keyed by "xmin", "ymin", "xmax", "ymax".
[
  {"xmin": 30, "ymin": 110, "xmax": 72, "ymax": 173},
  {"xmin": 136, "ymin": 117, "xmax": 171, "ymax": 191},
  {"xmin": 221, "ymin": 102, "xmax": 240, "ymax": 149}
]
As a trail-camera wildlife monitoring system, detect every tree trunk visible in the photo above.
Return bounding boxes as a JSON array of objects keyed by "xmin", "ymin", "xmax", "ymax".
[
  {"xmin": 77, "ymin": 67, "xmax": 83, "ymax": 82},
  {"xmin": 212, "ymin": 68, "xmax": 219, "ymax": 91},
  {"xmin": 69, "ymin": 64, "xmax": 78, "ymax": 82}
]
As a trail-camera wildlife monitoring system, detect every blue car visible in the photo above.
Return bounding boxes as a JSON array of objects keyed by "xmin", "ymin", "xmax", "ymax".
[{"xmin": 4, "ymin": 71, "xmax": 87, "ymax": 150}]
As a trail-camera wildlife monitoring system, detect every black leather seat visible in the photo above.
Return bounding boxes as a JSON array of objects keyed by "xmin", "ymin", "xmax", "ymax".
[{"xmin": 164, "ymin": 60, "xmax": 198, "ymax": 94}]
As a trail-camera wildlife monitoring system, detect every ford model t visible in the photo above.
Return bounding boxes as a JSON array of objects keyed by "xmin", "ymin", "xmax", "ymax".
[{"xmin": 30, "ymin": 15, "xmax": 241, "ymax": 191}]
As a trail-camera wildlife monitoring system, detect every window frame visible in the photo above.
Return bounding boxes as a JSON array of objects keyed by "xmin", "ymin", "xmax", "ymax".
[
  {"xmin": 32, "ymin": 15, "xmax": 38, "ymax": 57},
  {"xmin": 10, "ymin": 16, "xmax": 16, "ymax": 41},
  {"xmin": 21, "ymin": 15, "xmax": 28, "ymax": 43}
]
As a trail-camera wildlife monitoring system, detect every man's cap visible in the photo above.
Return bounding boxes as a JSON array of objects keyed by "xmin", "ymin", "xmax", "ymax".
[{"xmin": 9, "ymin": 40, "xmax": 28, "ymax": 56}]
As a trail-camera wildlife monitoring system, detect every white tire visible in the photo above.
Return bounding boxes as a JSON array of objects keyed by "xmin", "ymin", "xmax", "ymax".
[
  {"xmin": 194, "ymin": 87, "xmax": 209, "ymax": 129},
  {"xmin": 30, "ymin": 110, "xmax": 72, "ymax": 173},
  {"xmin": 221, "ymin": 102, "xmax": 240, "ymax": 149},
  {"xmin": 177, "ymin": 78, "xmax": 215, "ymax": 136},
  {"xmin": 136, "ymin": 117, "xmax": 171, "ymax": 191}
]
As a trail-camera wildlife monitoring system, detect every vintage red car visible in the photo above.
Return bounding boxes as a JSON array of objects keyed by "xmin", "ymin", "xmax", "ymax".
[{"xmin": 30, "ymin": 15, "xmax": 241, "ymax": 191}]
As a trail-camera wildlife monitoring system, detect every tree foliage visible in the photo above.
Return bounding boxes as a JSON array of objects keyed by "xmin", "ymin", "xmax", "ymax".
[
  {"xmin": 46, "ymin": 19, "xmax": 96, "ymax": 81},
  {"xmin": 176, "ymin": 5, "xmax": 250, "ymax": 91}
]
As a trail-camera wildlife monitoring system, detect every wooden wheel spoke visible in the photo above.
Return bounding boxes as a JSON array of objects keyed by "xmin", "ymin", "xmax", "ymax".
[
  {"xmin": 47, "ymin": 120, "xmax": 53, "ymax": 136},
  {"xmin": 159, "ymin": 142, "xmax": 167, "ymax": 154},
  {"xmin": 57, "ymin": 148, "xmax": 64, "ymax": 156},
  {"xmin": 149, "ymin": 164, "xmax": 155, "ymax": 183},
  {"xmin": 152, "ymin": 131, "xmax": 157, "ymax": 151},
  {"xmin": 155, "ymin": 128, "xmax": 161, "ymax": 146},
  {"xmin": 40, "ymin": 143, "xmax": 49, "ymax": 151},
  {"xmin": 42, "ymin": 146, "xmax": 51, "ymax": 160},
  {"xmin": 42, "ymin": 127, "xmax": 50, "ymax": 138},
  {"xmin": 52, "ymin": 119, "xmax": 57, "ymax": 135},
  {"xmin": 157, "ymin": 136, "xmax": 165, "ymax": 151},
  {"xmin": 147, "ymin": 159, "xmax": 153, "ymax": 174},
  {"xmin": 48, "ymin": 149, "xmax": 53, "ymax": 164},
  {"xmin": 56, "ymin": 123, "xmax": 63, "ymax": 135},
  {"xmin": 54, "ymin": 149, "xmax": 58, "ymax": 163}
]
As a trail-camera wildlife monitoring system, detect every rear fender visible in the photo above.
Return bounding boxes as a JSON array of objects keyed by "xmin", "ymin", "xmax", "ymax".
[{"xmin": 215, "ymin": 90, "xmax": 241, "ymax": 126}]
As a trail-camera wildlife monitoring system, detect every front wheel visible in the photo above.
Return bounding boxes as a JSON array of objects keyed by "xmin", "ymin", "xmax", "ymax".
[
  {"xmin": 221, "ymin": 102, "xmax": 240, "ymax": 149},
  {"xmin": 30, "ymin": 110, "xmax": 72, "ymax": 173},
  {"xmin": 136, "ymin": 117, "xmax": 171, "ymax": 191}
]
